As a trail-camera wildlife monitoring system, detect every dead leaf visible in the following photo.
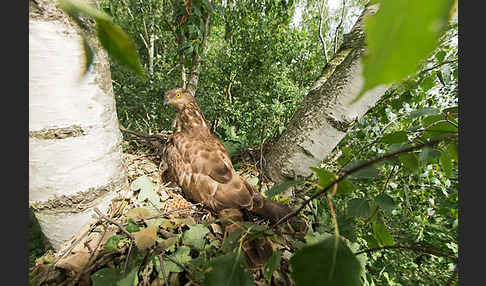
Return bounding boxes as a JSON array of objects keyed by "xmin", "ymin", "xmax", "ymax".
[
  {"xmin": 126, "ymin": 207, "xmax": 153, "ymax": 220},
  {"xmin": 157, "ymin": 236, "xmax": 179, "ymax": 251},
  {"xmin": 210, "ymin": 223, "xmax": 223, "ymax": 234},
  {"xmin": 174, "ymin": 216, "xmax": 196, "ymax": 227},
  {"xmin": 134, "ymin": 226, "xmax": 158, "ymax": 250},
  {"xmin": 57, "ymin": 252, "xmax": 90, "ymax": 272},
  {"xmin": 159, "ymin": 219, "xmax": 176, "ymax": 230}
]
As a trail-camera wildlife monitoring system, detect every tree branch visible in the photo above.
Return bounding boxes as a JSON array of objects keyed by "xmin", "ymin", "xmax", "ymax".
[
  {"xmin": 271, "ymin": 136, "xmax": 456, "ymax": 228},
  {"xmin": 419, "ymin": 59, "xmax": 457, "ymax": 75}
]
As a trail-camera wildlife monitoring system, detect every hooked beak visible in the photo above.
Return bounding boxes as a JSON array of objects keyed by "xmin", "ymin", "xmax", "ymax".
[{"xmin": 163, "ymin": 99, "xmax": 169, "ymax": 106}]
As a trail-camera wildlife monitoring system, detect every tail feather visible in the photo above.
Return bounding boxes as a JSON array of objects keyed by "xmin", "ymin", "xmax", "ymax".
[{"xmin": 243, "ymin": 180, "xmax": 292, "ymax": 222}]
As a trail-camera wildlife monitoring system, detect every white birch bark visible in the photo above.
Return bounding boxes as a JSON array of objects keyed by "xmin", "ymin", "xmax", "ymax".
[
  {"xmin": 264, "ymin": 4, "xmax": 386, "ymax": 184},
  {"xmin": 29, "ymin": 0, "xmax": 126, "ymax": 250}
]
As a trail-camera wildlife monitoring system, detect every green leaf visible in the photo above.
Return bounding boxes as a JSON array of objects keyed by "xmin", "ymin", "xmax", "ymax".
[
  {"xmin": 91, "ymin": 267, "xmax": 122, "ymax": 286},
  {"xmin": 381, "ymin": 131, "xmax": 408, "ymax": 144},
  {"xmin": 290, "ymin": 236, "xmax": 363, "ymax": 286},
  {"xmin": 439, "ymin": 151, "xmax": 452, "ymax": 178},
  {"xmin": 105, "ymin": 235, "xmax": 121, "ymax": 252},
  {"xmin": 420, "ymin": 75, "xmax": 436, "ymax": 92},
  {"xmin": 407, "ymin": 107, "xmax": 440, "ymax": 119},
  {"xmin": 310, "ymin": 167, "xmax": 336, "ymax": 188},
  {"xmin": 372, "ymin": 220, "xmax": 395, "ymax": 246},
  {"xmin": 348, "ymin": 199, "xmax": 371, "ymax": 218},
  {"xmin": 126, "ymin": 219, "xmax": 140, "ymax": 233},
  {"xmin": 265, "ymin": 180, "xmax": 303, "ymax": 197},
  {"xmin": 424, "ymin": 121, "xmax": 458, "ymax": 139},
  {"xmin": 183, "ymin": 224, "xmax": 210, "ymax": 250},
  {"xmin": 421, "ymin": 114, "xmax": 458, "ymax": 138},
  {"xmin": 346, "ymin": 160, "xmax": 380, "ymax": 179},
  {"xmin": 155, "ymin": 246, "xmax": 192, "ymax": 275},
  {"xmin": 337, "ymin": 179, "xmax": 357, "ymax": 196},
  {"xmin": 58, "ymin": 0, "xmax": 144, "ymax": 76},
  {"xmin": 222, "ymin": 141, "xmax": 243, "ymax": 160},
  {"xmin": 446, "ymin": 142, "xmax": 458, "ymax": 161},
  {"xmin": 399, "ymin": 153, "xmax": 419, "ymax": 172},
  {"xmin": 418, "ymin": 146, "xmax": 434, "ymax": 163},
  {"xmin": 263, "ymin": 249, "xmax": 281, "ymax": 282},
  {"xmin": 435, "ymin": 50, "xmax": 447, "ymax": 62},
  {"xmin": 310, "ymin": 168, "xmax": 356, "ymax": 195},
  {"xmin": 116, "ymin": 249, "xmax": 144, "ymax": 286},
  {"xmin": 304, "ymin": 232, "xmax": 333, "ymax": 246},
  {"xmin": 442, "ymin": 106, "xmax": 459, "ymax": 118},
  {"xmin": 203, "ymin": 252, "xmax": 254, "ymax": 286},
  {"xmin": 374, "ymin": 193, "xmax": 397, "ymax": 215},
  {"xmin": 359, "ymin": 0, "xmax": 455, "ymax": 99}
]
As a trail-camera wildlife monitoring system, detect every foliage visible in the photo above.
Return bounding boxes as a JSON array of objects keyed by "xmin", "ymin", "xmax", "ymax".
[
  {"xmin": 30, "ymin": 1, "xmax": 458, "ymax": 285},
  {"xmin": 105, "ymin": 0, "xmax": 458, "ymax": 284},
  {"xmin": 309, "ymin": 15, "xmax": 458, "ymax": 284},
  {"xmin": 58, "ymin": 0, "xmax": 144, "ymax": 76},
  {"xmin": 359, "ymin": 0, "xmax": 455, "ymax": 99}
]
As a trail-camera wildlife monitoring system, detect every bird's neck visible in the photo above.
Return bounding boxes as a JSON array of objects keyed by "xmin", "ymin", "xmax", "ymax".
[{"xmin": 174, "ymin": 104, "xmax": 210, "ymax": 135}]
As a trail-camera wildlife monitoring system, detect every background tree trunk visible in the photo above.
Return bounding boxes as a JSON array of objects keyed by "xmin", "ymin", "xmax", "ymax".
[
  {"xmin": 264, "ymin": 4, "xmax": 386, "ymax": 184},
  {"xmin": 29, "ymin": 0, "xmax": 126, "ymax": 250}
]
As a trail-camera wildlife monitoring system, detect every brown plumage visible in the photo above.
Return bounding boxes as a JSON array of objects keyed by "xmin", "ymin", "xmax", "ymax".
[
  {"xmin": 161, "ymin": 88, "xmax": 298, "ymax": 267},
  {"xmin": 162, "ymin": 88, "xmax": 293, "ymax": 222}
]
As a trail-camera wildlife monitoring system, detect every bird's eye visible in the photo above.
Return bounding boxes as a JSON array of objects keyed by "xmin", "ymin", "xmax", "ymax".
[{"xmin": 176, "ymin": 93, "xmax": 181, "ymax": 98}]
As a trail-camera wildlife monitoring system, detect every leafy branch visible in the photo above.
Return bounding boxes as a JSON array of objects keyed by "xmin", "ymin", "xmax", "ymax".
[{"xmin": 271, "ymin": 135, "xmax": 457, "ymax": 228}]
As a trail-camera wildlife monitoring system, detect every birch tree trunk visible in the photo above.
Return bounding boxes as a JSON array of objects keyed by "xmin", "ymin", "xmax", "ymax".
[
  {"xmin": 29, "ymin": 0, "xmax": 126, "ymax": 250},
  {"xmin": 264, "ymin": 4, "xmax": 387, "ymax": 184}
]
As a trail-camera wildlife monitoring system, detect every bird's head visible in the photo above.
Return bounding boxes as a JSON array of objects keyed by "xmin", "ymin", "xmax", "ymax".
[{"xmin": 163, "ymin": 88, "xmax": 195, "ymax": 111}]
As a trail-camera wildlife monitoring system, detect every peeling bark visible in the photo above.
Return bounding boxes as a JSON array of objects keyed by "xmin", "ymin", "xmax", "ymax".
[
  {"xmin": 29, "ymin": 0, "xmax": 126, "ymax": 250},
  {"xmin": 264, "ymin": 4, "xmax": 387, "ymax": 185}
]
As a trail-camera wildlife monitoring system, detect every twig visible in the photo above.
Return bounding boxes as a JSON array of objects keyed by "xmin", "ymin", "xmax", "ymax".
[
  {"xmin": 70, "ymin": 224, "xmax": 109, "ymax": 286},
  {"xmin": 143, "ymin": 262, "xmax": 150, "ymax": 286},
  {"xmin": 83, "ymin": 252, "xmax": 116, "ymax": 275},
  {"xmin": 129, "ymin": 203, "xmax": 201, "ymax": 225},
  {"xmin": 271, "ymin": 136, "xmax": 455, "ymax": 228},
  {"xmin": 162, "ymin": 253, "xmax": 192, "ymax": 273},
  {"xmin": 123, "ymin": 240, "xmax": 135, "ymax": 274},
  {"xmin": 120, "ymin": 126, "xmax": 169, "ymax": 141},
  {"xmin": 159, "ymin": 255, "xmax": 170, "ymax": 286},
  {"xmin": 419, "ymin": 59, "xmax": 457, "ymax": 75},
  {"xmin": 32, "ymin": 220, "xmax": 102, "ymax": 284},
  {"xmin": 382, "ymin": 164, "xmax": 397, "ymax": 193},
  {"xmin": 327, "ymin": 184, "xmax": 339, "ymax": 236},
  {"xmin": 94, "ymin": 208, "xmax": 134, "ymax": 239},
  {"xmin": 363, "ymin": 166, "xmax": 396, "ymax": 224},
  {"xmin": 93, "ymin": 208, "xmax": 135, "ymax": 275},
  {"xmin": 354, "ymin": 244, "xmax": 458, "ymax": 263}
]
